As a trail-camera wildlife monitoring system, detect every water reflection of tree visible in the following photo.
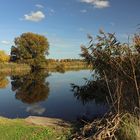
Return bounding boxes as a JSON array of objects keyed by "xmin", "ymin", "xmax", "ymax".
[
  {"xmin": 0, "ymin": 75, "xmax": 9, "ymax": 89},
  {"xmin": 72, "ymin": 77, "xmax": 140, "ymax": 114},
  {"xmin": 11, "ymin": 70, "xmax": 50, "ymax": 104},
  {"xmin": 72, "ymin": 79, "xmax": 108, "ymax": 105}
]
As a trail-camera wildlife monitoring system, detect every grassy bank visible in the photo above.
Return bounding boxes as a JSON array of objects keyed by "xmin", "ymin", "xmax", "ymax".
[
  {"xmin": 0, "ymin": 117, "xmax": 71, "ymax": 140},
  {"xmin": 0, "ymin": 61, "xmax": 89, "ymax": 74},
  {"xmin": 47, "ymin": 61, "xmax": 90, "ymax": 70},
  {"xmin": 0, "ymin": 63, "xmax": 31, "ymax": 74}
]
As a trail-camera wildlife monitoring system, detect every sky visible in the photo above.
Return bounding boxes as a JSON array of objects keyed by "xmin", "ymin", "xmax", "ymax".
[{"xmin": 0, "ymin": 0, "xmax": 140, "ymax": 59}]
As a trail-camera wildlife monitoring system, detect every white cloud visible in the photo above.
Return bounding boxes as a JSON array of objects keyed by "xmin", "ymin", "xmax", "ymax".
[
  {"xmin": 24, "ymin": 11, "xmax": 45, "ymax": 22},
  {"xmin": 1, "ymin": 40, "xmax": 11, "ymax": 45},
  {"xmin": 80, "ymin": 9, "xmax": 87, "ymax": 13},
  {"xmin": 35, "ymin": 4, "xmax": 44, "ymax": 9},
  {"xmin": 80, "ymin": 0, "xmax": 110, "ymax": 9}
]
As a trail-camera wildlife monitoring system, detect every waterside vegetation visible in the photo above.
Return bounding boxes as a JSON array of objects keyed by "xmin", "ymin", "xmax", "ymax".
[{"xmin": 71, "ymin": 30, "xmax": 140, "ymax": 140}]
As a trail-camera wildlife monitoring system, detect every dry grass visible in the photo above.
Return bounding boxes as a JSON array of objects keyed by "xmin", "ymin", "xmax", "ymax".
[{"xmin": 72, "ymin": 113, "xmax": 139, "ymax": 140}]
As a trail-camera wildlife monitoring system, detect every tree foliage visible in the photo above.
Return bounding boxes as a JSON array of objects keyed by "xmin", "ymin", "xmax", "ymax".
[
  {"xmin": 10, "ymin": 32, "xmax": 49, "ymax": 69},
  {"xmin": 0, "ymin": 50, "xmax": 9, "ymax": 63}
]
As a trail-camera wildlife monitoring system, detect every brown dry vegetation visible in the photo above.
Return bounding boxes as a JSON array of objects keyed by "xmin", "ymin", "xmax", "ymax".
[{"xmin": 72, "ymin": 31, "xmax": 140, "ymax": 140}]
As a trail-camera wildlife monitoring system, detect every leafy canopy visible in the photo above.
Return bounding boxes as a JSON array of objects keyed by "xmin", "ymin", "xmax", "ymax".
[{"xmin": 10, "ymin": 32, "xmax": 49, "ymax": 69}]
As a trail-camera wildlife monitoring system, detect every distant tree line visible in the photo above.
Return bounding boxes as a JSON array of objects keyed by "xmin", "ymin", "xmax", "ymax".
[{"xmin": 47, "ymin": 59, "xmax": 85, "ymax": 63}]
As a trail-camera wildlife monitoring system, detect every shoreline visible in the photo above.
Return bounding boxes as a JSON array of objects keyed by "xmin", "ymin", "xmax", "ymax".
[
  {"xmin": 0, "ymin": 116, "xmax": 71, "ymax": 139},
  {"xmin": 0, "ymin": 62, "xmax": 90, "ymax": 74}
]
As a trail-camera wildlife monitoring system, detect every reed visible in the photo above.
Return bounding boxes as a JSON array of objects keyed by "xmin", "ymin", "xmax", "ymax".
[{"xmin": 72, "ymin": 31, "xmax": 140, "ymax": 140}]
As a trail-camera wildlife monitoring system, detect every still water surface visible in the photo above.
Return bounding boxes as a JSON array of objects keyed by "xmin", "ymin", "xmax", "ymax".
[{"xmin": 0, "ymin": 70, "xmax": 108, "ymax": 121}]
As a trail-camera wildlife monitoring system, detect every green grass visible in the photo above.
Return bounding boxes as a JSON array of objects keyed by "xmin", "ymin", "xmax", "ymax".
[
  {"xmin": 0, "ymin": 117, "xmax": 70, "ymax": 140},
  {"xmin": 116, "ymin": 114, "xmax": 140, "ymax": 140}
]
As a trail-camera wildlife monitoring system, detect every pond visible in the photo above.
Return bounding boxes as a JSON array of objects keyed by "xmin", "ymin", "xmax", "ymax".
[{"xmin": 0, "ymin": 70, "xmax": 108, "ymax": 121}]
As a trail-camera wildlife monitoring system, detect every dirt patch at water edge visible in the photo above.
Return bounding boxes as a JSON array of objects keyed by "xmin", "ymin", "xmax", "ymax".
[{"xmin": 25, "ymin": 116, "xmax": 71, "ymax": 131}]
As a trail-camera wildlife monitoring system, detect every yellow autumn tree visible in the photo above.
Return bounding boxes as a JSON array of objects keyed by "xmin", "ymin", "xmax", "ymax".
[
  {"xmin": 0, "ymin": 50, "xmax": 10, "ymax": 63},
  {"xmin": 0, "ymin": 76, "xmax": 9, "ymax": 88}
]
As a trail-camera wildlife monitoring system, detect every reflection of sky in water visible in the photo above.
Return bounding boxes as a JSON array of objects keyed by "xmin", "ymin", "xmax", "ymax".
[
  {"xmin": 0, "ymin": 70, "xmax": 108, "ymax": 120},
  {"xmin": 26, "ymin": 104, "xmax": 46, "ymax": 115}
]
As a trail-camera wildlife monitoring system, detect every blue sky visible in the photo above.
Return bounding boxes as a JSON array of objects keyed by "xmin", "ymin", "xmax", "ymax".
[{"xmin": 0, "ymin": 0, "xmax": 140, "ymax": 59}]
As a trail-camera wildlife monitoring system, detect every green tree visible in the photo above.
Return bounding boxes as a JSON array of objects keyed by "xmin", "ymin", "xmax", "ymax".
[{"xmin": 10, "ymin": 32, "xmax": 49, "ymax": 69}]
